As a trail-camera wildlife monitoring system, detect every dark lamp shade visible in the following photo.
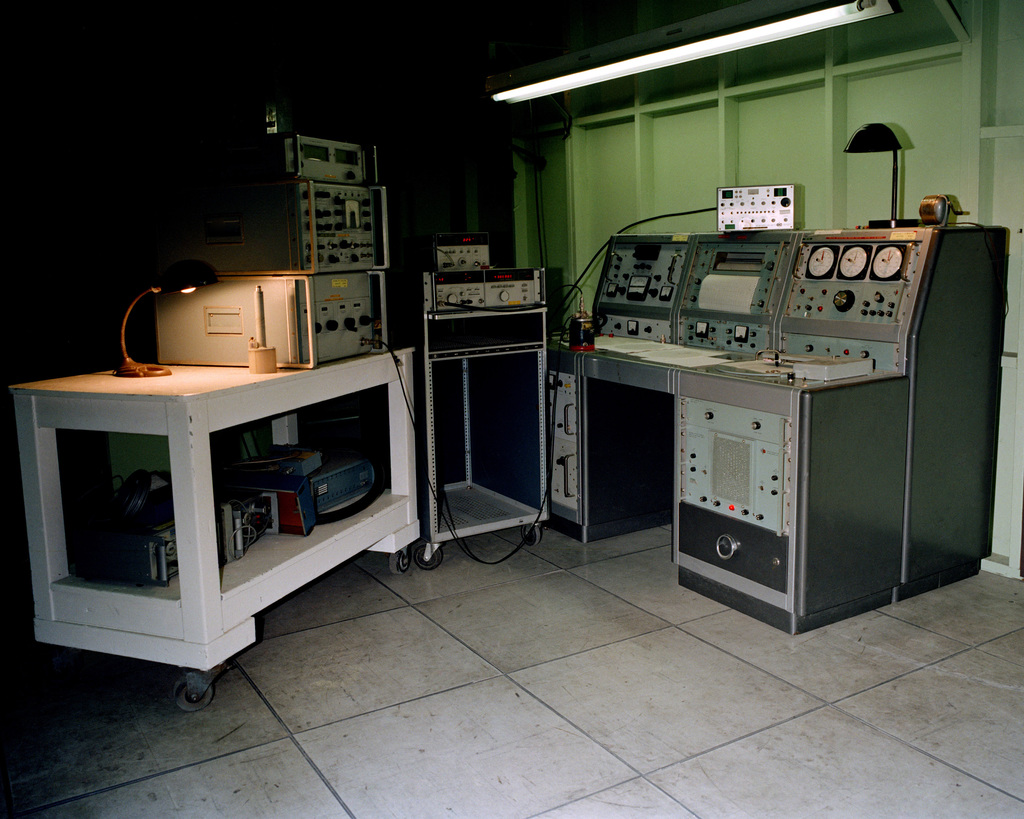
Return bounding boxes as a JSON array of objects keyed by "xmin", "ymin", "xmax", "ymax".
[
  {"xmin": 844, "ymin": 122, "xmax": 902, "ymax": 153},
  {"xmin": 155, "ymin": 259, "xmax": 218, "ymax": 294}
]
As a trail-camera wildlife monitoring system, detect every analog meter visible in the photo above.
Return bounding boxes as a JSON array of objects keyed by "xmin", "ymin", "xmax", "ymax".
[
  {"xmin": 806, "ymin": 246, "xmax": 836, "ymax": 279},
  {"xmin": 838, "ymin": 246, "xmax": 870, "ymax": 279},
  {"xmin": 872, "ymin": 245, "xmax": 904, "ymax": 280}
]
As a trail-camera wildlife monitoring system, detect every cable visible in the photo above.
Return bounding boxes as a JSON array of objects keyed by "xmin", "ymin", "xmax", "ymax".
[
  {"xmin": 553, "ymin": 206, "xmax": 717, "ymax": 327},
  {"xmin": 111, "ymin": 469, "xmax": 154, "ymax": 521}
]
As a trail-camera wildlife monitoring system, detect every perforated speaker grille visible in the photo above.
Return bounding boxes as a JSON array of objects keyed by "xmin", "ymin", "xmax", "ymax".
[{"xmin": 712, "ymin": 435, "xmax": 751, "ymax": 505}]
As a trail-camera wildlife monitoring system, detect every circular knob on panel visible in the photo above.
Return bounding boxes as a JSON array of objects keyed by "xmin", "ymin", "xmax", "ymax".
[
  {"xmin": 751, "ymin": 421, "xmax": 761, "ymax": 430},
  {"xmin": 344, "ymin": 317, "xmax": 357, "ymax": 331},
  {"xmin": 833, "ymin": 290, "xmax": 855, "ymax": 312},
  {"xmin": 704, "ymin": 411, "xmax": 714, "ymax": 420},
  {"xmin": 325, "ymin": 320, "xmax": 338, "ymax": 331},
  {"xmin": 499, "ymin": 290, "xmax": 510, "ymax": 302},
  {"xmin": 716, "ymin": 534, "xmax": 739, "ymax": 560}
]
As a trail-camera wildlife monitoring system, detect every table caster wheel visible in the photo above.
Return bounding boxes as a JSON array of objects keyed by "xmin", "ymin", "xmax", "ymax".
[
  {"xmin": 413, "ymin": 541, "xmax": 443, "ymax": 570},
  {"xmin": 521, "ymin": 523, "xmax": 542, "ymax": 546},
  {"xmin": 173, "ymin": 677, "xmax": 214, "ymax": 712},
  {"xmin": 389, "ymin": 547, "xmax": 411, "ymax": 574}
]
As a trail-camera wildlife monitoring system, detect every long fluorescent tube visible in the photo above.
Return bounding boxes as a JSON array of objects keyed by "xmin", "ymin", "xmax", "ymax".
[{"xmin": 492, "ymin": 1, "xmax": 896, "ymax": 103}]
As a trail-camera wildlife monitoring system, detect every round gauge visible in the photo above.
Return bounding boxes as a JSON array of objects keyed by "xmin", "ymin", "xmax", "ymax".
[
  {"xmin": 806, "ymin": 246, "xmax": 836, "ymax": 279},
  {"xmin": 872, "ymin": 245, "xmax": 904, "ymax": 280},
  {"xmin": 838, "ymin": 246, "xmax": 869, "ymax": 280}
]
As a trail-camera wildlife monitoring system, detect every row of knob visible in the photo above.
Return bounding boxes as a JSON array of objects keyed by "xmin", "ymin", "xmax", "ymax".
[{"xmin": 315, "ymin": 314, "xmax": 371, "ymax": 333}]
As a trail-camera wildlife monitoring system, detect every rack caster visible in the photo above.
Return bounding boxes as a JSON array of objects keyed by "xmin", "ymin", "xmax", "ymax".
[
  {"xmin": 172, "ymin": 664, "xmax": 226, "ymax": 712},
  {"xmin": 521, "ymin": 523, "xmax": 543, "ymax": 546},
  {"xmin": 389, "ymin": 546, "xmax": 411, "ymax": 574},
  {"xmin": 413, "ymin": 541, "xmax": 444, "ymax": 570}
]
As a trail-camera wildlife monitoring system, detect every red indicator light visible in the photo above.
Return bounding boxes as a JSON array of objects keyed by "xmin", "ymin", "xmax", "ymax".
[{"xmin": 728, "ymin": 504, "xmax": 736, "ymax": 511}]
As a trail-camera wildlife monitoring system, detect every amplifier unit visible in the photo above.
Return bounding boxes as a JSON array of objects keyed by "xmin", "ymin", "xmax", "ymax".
[
  {"xmin": 426, "ymin": 268, "xmax": 545, "ymax": 312},
  {"xmin": 282, "ymin": 134, "xmax": 369, "ymax": 184},
  {"xmin": 155, "ymin": 272, "xmax": 383, "ymax": 369},
  {"xmin": 157, "ymin": 180, "xmax": 389, "ymax": 274},
  {"xmin": 214, "ymin": 134, "xmax": 373, "ymax": 185},
  {"xmin": 432, "ymin": 232, "xmax": 490, "ymax": 271}
]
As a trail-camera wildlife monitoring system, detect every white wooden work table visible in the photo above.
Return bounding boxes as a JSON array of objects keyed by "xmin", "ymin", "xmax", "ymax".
[{"xmin": 11, "ymin": 350, "xmax": 418, "ymax": 683}]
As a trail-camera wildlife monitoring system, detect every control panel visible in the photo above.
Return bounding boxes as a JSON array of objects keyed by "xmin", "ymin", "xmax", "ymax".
[
  {"xmin": 780, "ymin": 229, "xmax": 929, "ymax": 372},
  {"xmin": 157, "ymin": 180, "xmax": 388, "ymax": 274},
  {"xmin": 677, "ymin": 233, "xmax": 797, "ymax": 351},
  {"xmin": 593, "ymin": 234, "xmax": 693, "ymax": 341},
  {"xmin": 548, "ymin": 368, "xmax": 579, "ymax": 515},
  {"xmin": 681, "ymin": 398, "xmax": 790, "ymax": 536},
  {"xmin": 426, "ymin": 268, "xmax": 544, "ymax": 312},
  {"xmin": 285, "ymin": 135, "xmax": 367, "ymax": 184},
  {"xmin": 717, "ymin": 185, "xmax": 797, "ymax": 231},
  {"xmin": 299, "ymin": 273, "xmax": 376, "ymax": 363},
  {"xmin": 296, "ymin": 182, "xmax": 388, "ymax": 272},
  {"xmin": 432, "ymin": 232, "xmax": 491, "ymax": 271}
]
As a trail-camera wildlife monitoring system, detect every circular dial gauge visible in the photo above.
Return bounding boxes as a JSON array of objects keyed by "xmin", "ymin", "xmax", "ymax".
[
  {"xmin": 838, "ymin": 246, "xmax": 870, "ymax": 279},
  {"xmin": 806, "ymin": 246, "xmax": 836, "ymax": 279},
  {"xmin": 872, "ymin": 245, "xmax": 904, "ymax": 280}
]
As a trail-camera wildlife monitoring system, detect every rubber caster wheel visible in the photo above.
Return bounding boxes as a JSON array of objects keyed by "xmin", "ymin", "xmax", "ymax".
[
  {"xmin": 173, "ymin": 678, "xmax": 214, "ymax": 712},
  {"xmin": 413, "ymin": 542, "xmax": 444, "ymax": 570},
  {"xmin": 389, "ymin": 547, "xmax": 411, "ymax": 574},
  {"xmin": 521, "ymin": 524, "xmax": 542, "ymax": 546}
]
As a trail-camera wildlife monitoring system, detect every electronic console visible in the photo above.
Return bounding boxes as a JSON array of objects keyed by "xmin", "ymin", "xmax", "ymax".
[{"xmin": 555, "ymin": 223, "xmax": 1006, "ymax": 632}]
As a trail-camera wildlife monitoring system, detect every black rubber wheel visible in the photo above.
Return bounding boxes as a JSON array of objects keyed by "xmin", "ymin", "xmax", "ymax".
[
  {"xmin": 413, "ymin": 542, "xmax": 444, "ymax": 570},
  {"xmin": 173, "ymin": 678, "xmax": 214, "ymax": 712},
  {"xmin": 521, "ymin": 524, "xmax": 542, "ymax": 546},
  {"xmin": 389, "ymin": 548, "xmax": 411, "ymax": 574}
]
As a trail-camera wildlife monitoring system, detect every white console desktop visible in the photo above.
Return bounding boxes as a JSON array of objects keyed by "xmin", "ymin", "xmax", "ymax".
[{"xmin": 11, "ymin": 350, "xmax": 419, "ymax": 690}]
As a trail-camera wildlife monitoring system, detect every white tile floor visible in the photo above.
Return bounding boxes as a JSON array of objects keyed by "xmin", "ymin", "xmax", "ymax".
[{"xmin": 2, "ymin": 526, "xmax": 1022, "ymax": 818}]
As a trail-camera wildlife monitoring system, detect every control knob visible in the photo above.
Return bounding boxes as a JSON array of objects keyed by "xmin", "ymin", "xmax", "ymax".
[{"xmin": 716, "ymin": 534, "xmax": 739, "ymax": 560}]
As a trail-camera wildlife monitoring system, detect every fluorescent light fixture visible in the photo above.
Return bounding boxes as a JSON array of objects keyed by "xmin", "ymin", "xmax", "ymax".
[{"xmin": 489, "ymin": 0, "xmax": 897, "ymax": 103}]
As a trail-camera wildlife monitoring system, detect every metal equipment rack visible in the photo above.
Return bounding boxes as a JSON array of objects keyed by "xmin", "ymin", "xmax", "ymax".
[{"xmin": 418, "ymin": 271, "xmax": 548, "ymax": 567}]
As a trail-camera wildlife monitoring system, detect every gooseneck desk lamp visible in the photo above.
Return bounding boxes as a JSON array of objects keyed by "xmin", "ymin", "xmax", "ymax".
[
  {"xmin": 843, "ymin": 122, "xmax": 915, "ymax": 228},
  {"xmin": 115, "ymin": 259, "xmax": 218, "ymax": 377}
]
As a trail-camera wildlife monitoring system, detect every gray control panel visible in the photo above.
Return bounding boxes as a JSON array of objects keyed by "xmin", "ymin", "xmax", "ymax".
[{"xmin": 594, "ymin": 234, "xmax": 693, "ymax": 341}]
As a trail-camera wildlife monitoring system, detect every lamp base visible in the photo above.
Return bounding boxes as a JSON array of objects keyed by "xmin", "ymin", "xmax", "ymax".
[
  {"xmin": 115, "ymin": 357, "xmax": 172, "ymax": 377},
  {"xmin": 867, "ymin": 218, "xmax": 919, "ymax": 229}
]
